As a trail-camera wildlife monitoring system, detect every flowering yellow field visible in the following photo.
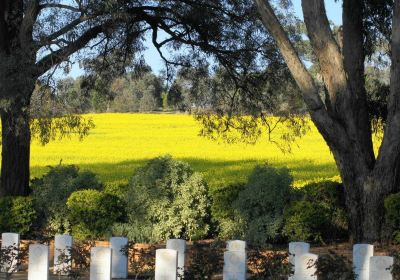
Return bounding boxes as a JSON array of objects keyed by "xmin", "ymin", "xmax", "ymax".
[{"xmin": 30, "ymin": 113, "xmax": 339, "ymax": 188}]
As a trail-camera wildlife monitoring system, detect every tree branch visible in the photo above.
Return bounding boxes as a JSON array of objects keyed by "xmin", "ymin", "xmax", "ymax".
[
  {"xmin": 301, "ymin": 0, "xmax": 348, "ymax": 110},
  {"xmin": 342, "ymin": 0, "xmax": 374, "ymax": 168},
  {"xmin": 254, "ymin": 0, "xmax": 351, "ymax": 153},
  {"xmin": 35, "ymin": 23, "xmax": 107, "ymax": 76},
  {"xmin": 39, "ymin": 3, "xmax": 81, "ymax": 13}
]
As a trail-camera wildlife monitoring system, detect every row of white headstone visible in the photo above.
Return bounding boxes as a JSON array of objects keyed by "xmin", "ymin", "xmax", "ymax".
[
  {"xmin": 288, "ymin": 242, "xmax": 394, "ymax": 280},
  {"xmin": 155, "ymin": 239, "xmax": 248, "ymax": 280},
  {"xmin": 0, "ymin": 233, "xmax": 129, "ymax": 280},
  {"xmin": 0, "ymin": 232, "xmax": 394, "ymax": 280}
]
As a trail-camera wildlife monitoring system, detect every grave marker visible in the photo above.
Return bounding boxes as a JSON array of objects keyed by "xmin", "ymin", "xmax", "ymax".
[
  {"xmin": 226, "ymin": 240, "xmax": 246, "ymax": 252},
  {"xmin": 110, "ymin": 237, "xmax": 128, "ymax": 279},
  {"xmin": 294, "ymin": 253, "xmax": 318, "ymax": 280},
  {"xmin": 166, "ymin": 239, "xmax": 186, "ymax": 277},
  {"xmin": 155, "ymin": 249, "xmax": 178, "ymax": 280},
  {"xmin": 369, "ymin": 256, "xmax": 393, "ymax": 280},
  {"xmin": 289, "ymin": 242, "xmax": 310, "ymax": 267},
  {"xmin": 223, "ymin": 251, "xmax": 246, "ymax": 280},
  {"xmin": 54, "ymin": 234, "xmax": 73, "ymax": 275},
  {"xmin": 90, "ymin": 247, "xmax": 112, "ymax": 280},
  {"xmin": 353, "ymin": 244, "xmax": 374, "ymax": 280},
  {"xmin": 28, "ymin": 244, "xmax": 49, "ymax": 280},
  {"xmin": 1, "ymin": 233, "xmax": 20, "ymax": 273}
]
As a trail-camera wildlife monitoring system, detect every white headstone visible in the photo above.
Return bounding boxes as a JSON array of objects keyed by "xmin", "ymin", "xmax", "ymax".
[
  {"xmin": 294, "ymin": 253, "xmax": 317, "ymax": 280},
  {"xmin": 90, "ymin": 247, "xmax": 112, "ymax": 280},
  {"xmin": 353, "ymin": 244, "xmax": 374, "ymax": 280},
  {"xmin": 54, "ymin": 234, "xmax": 73, "ymax": 275},
  {"xmin": 223, "ymin": 251, "xmax": 246, "ymax": 280},
  {"xmin": 110, "ymin": 237, "xmax": 128, "ymax": 279},
  {"xmin": 369, "ymin": 256, "xmax": 393, "ymax": 280},
  {"xmin": 155, "ymin": 249, "xmax": 178, "ymax": 280},
  {"xmin": 289, "ymin": 242, "xmax": 310, "ymax": 267},
  {"xmin": 166, "ymin": 239, "xmax": 186, "ymax": 276},
  {"xmin": 226, "ymin": 240, "xmax": 246, "ymax": 252},
  {"xmin": 1, "ymin": 233, "xmax": 20, "ymax": 272},
  {"xmin": 28, "ymin": 244, "xmax": 49, "ymax": 280}
]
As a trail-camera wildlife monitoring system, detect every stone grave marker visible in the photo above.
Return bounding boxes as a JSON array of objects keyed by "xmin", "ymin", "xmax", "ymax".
[
  {"xmin": 1, "ymin": 233, "xmax": 20, "ymax": 273},
  {"xmin": 289, "ymin": 242, "xmax": 310, "ymax": 267},
  {"xmin": 223, "ymin": 251, "xmax": 246, "ymax": 280},
  {"xmin": 294, "ymin": 253, "xmax": 318, "ymax": 280},
  {"xmin": 226, "ymin": 240, "xmax": 246, "ymax": 252},
  {"xmin": 353, "ymin": 244, "xmax": 374, "ymax": 280},
  {"xmin": 54, "ymin": 234, "xmax": 73, "ymax": 275},
  {"xmin": 166, "ymin": 239, "xmax": 186, "ymax": 277},
  {"xmin": 90, "ymin": 247, "xmax": 112, "ymax": 280},
  {"xmin": 28, "ymin": 244, "xmax": 49, "ymax": 280},
  {"xmin": 369, "ymin": 256, "xmax": 393, "ymax": 280},
  {"xmin": 155, "ymin": 249, "xmax": 178, "ymax": 280},
  {"xmin": 110, "ymin": 237, "xmax": 128, "ymax": 279}
]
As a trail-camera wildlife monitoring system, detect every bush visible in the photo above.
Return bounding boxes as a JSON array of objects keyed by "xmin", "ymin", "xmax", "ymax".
[
  {"xmin": 67, "ymin": 189, "xmax": 126, "ymax": 239},
  {"xmin": 248, "ymin": 249, "xmax": 293, "ymax": 279},
  {"xmin": 0, "ymin": 196, "xmax": 36, "ymax": 236},
  {"xmin": 232, "ymin": 164, "xmax": 294, "ymax": 245},
  {"xmin": 104, "ymin": 181, "xmax": 128, "ymax": 200},
  {"xmin": 182, "ymin": 240, "xmax": 224, "ymax": 279},
  {"xmin": 31, "ymin": 165, "xmax": 102, "ymax": 236},
  {"xmin": 385, "ymin": 192, "xmax": 400, "ymax": 243},
  {"xmin": 283, "ymin": 180, "xmax": 348, "ymax": 244},
  {"xmin": 210, "ymin": 182, "xmax": 245, "ymax": 239},
  {"xmin": 283, "ymin": 200, "xmax": 331, "ymax": 243},
  {"xmin": 301, "ymin": 181, "xmax": 349, "ymax": 241},
  {"xmin": 124, "ymin": 155, "xmax": 211, "ymax": 242},
  {"xmin": 314, "ymin": 251, "xmax": 355, "ymax": 280}
]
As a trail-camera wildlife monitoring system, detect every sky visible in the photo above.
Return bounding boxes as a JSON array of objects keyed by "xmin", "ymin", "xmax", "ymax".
[{"xmin": 67, "ymin": 0, "xmax": 343, "ymax": 78}]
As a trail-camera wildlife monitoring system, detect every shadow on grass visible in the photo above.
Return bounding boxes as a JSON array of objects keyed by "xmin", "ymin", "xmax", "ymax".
[{"xmin": 31, "ymin": 157, "xmax": 338, "ymax": 190}]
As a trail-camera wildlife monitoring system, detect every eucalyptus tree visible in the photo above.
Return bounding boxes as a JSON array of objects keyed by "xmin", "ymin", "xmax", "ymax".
[
  {"xmin": 251, "ymin": 0, "xmax": 395, "ymax": 242},
  {"xmin": 0, "ymin": 0, "xmax": 272, "ymax": 195}
]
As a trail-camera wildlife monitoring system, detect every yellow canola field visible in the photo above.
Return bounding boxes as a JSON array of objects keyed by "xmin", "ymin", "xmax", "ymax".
[{"xmin": 30, "ymin": 113, "xmax": 340, "ymax": 188}]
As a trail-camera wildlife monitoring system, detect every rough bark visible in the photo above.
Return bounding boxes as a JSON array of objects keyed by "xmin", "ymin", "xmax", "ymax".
[{"xmin": 0, "ymin": 97, "xmax": 31, "ymax": 196}]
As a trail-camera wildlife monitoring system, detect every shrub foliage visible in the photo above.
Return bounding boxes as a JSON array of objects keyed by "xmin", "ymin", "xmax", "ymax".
[
  {"xmin": 233, "ymin": 163, "xmax": 294, "ymax": 245},
  {"xmin": 67, "ymin": 189, "xmax": 125, "ymax": 239},
  {"xmin": 31, "ymin": 165, "xmax": 102, "ymax": 236},
  {"xmin": 124, "ymin": 155, "xmax": 211, "ymax": 242}
]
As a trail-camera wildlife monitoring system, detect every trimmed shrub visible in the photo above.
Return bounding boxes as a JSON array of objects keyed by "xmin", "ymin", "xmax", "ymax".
[
  {"xmin": 31, "ymin": 165, "xmax": 102, "ymax": 236},
  {"xmin": 233, "ymin": 164, "xmax": 294, "ymax": 245},
  {"xmin": 124, "ymin": 155, "xmax": 211, "ymax": 242},
  {"xmin": 67, "ymin": 189, "xmax": 125, "ymax": 240},
  {"xmin": 385, "ymin": 192, "xmax": 400, "ymax": 243},
  {"xmin": 283, "ymin": 200, "xmax": 331, "ymax": 243},
  {"xmin": 0, "ymin": 196, "xmax": 36, "ymax": 236}
]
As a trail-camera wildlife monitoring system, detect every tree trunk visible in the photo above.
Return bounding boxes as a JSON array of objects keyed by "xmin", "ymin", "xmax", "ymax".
[{"xmin": 0, "ymin": 97, "xmax": 31, "ymax": 196}]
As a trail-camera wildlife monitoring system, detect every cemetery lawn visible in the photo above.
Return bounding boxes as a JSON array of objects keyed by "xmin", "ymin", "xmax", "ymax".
[{"xmin": 30, "ymin": 113, "xmax": 340, "ymax": 189}]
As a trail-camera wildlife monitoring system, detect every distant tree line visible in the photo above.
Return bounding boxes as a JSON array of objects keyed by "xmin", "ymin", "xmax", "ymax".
[{"xmin": 31, "ymin": 63, "xmax": 311, "ymax": 116}]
